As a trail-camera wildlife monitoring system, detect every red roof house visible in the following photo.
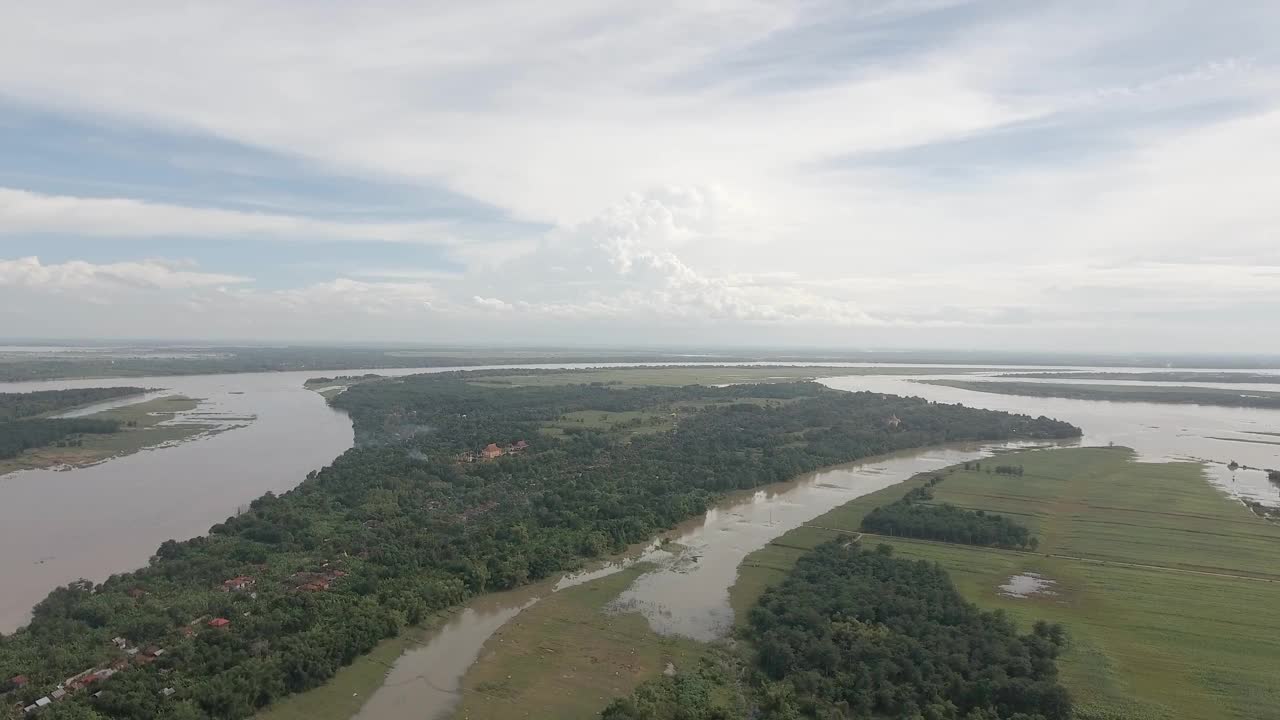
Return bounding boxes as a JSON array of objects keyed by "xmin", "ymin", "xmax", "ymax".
[
  {"xmin": 510, "ymin": 440, "xmax": 529, "ymax": 452},
  {"xmin": 10, "ymin": 675, "xmax": 28, "ymax": 688},
  {"xmin": 481, "ymin": 443, "xmax": 503, "ymax": 459},
  {"xmin": 208, "ymin": 618, "xmax": 231, "ymax": 629},
  {"xmin": 221, "ymin": 576, "xmax": 255, "ymax": 592}
]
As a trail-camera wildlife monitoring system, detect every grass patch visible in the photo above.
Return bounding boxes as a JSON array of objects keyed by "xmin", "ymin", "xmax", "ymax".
[
  {"xmin": 730, "ymin": 447, "xmax": 1280, "ymax": 720},
  {"xmin": 453, "ymin": 564, "xmax": 706, "ymax": 720}
]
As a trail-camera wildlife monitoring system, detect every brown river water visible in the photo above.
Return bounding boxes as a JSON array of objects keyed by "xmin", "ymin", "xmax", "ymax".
[{"xmin": 3, "ymin": 363, "xmax": 1279, "ymax": 720}]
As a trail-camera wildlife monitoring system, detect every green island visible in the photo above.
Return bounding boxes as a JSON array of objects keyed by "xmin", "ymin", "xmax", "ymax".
[
  {"xmin": 0, "ymin": 369, "xmax": 1078, "ymax": 719},
  {"xmin": 920, "ymin": 379, "xmax": 1280, "ymax": 409},
  {"xmin": 0, "ymin": 389, "xmax": 208, "ymax": 476}
]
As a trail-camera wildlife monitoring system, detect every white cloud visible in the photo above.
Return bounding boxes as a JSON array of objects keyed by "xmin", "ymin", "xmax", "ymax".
[
  {"xmin": 0, "ymin": 188, "xmax": 459, "ymax": 245},
  {"xmin": 0, "ymin": 256, "xmax": 248, "ymax": 291},
  {"xmin": 1, "ymin": 2, "xmax": 1279, "ymax": 350}
]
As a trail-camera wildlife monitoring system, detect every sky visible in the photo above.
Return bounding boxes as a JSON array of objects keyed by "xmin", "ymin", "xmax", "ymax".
[{"xmin": 1, "ymin": 1, "xmax": 1278, "ymax": 352}]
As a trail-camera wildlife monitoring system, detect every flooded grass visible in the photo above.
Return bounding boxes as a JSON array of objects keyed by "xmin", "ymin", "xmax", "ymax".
[{"xmin": 731, "ymin": 447, "xmax": 1280, "ymax": 720}]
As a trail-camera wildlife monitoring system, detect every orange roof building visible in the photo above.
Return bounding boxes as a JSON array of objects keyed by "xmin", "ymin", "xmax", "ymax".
[{"xmin": 481, "ymin": 443, "xmax": 503, "ymax": 459}]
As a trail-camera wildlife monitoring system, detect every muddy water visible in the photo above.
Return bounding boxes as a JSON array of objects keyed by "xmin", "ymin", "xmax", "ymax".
[{"xmin": 352, "ymin": 591, "xmax": 541, "ymax": 720}]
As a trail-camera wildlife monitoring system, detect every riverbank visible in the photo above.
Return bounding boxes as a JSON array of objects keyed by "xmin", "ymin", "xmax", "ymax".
[
  {"xmin": 0, "ymin": 395, "xmax": 205, "ymax": 477},
  {"xmin": 731, "ymin": 446, "xmax": 1280, "ymax": 720}
]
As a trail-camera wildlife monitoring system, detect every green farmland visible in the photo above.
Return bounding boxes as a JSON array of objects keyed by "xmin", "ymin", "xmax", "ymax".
[{"xmin": 732, "ymin": 447, "xmax": 1280, "ymax": 720}]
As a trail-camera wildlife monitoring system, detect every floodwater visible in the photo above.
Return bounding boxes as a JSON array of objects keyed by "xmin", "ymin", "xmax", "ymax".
[{"xmin": 998, "ymin": 572, "xmax": 1058, "ymax": 599}]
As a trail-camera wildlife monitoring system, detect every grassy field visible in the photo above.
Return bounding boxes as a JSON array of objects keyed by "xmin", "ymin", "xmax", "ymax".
[
  {"xmin": 0, "ymin": 395, "xmax": 206, "ymax": 475},
  {"xmin": 451, "ymin": 564, "xmax": 706, "ymax": 720},
  {"xmin": 731, "ymin": 447, "xmax": 1280, "ymax": 720},
  {"xmin": 922, "ymin": 379, "xmax": 1280, "ymax": 409}
]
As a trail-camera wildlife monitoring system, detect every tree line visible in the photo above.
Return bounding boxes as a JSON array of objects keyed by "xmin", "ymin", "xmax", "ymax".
[
  {"xmin": 0, "ymin": 419, "xmax": 121, "ymax": 460},
  {"xmin": 860, "ymin": 474, "xmax": 1038, "ymax": 550},
  {"xmin": 0, "ymin": 388, "xmax": 146, "ymax": 422},
  {"xmin": 0, "ymin": 374, "xmax": 1078, "ymax": 719},
  {"xmin": 603, "ymin": 541, "xmax": 1070, "ymax": 720}
]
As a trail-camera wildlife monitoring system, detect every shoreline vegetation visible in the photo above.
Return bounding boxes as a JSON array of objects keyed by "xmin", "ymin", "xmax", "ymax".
[
  {"xmin": 0, "ymin": 370, "xmax": 1078, "ymax": 719},
  {"xmin": 920, "ymin": 379, "xmax": 1280, "ymax": 409},
  {"xmin": 0, "ymin": 395, "xmax": 206, "ymax": 477}
]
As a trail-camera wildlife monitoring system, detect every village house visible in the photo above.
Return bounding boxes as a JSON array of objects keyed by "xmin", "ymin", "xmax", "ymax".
[
  {"xmin": 208, "ymin": 617, "xmax": 231, "ymax": 629},
  {"xmin": 221, "ymin": 575, "xmax": 255, "ymax": 592},
  {"xmin": 887, "ymin": 414, "xmax": 902, "ymax": 429},
  {"xmin": 481, "ymin": 443, "xmax": 503, "ymax": 460},
  {"xmin": 9, "ymin": 675, "xmax": 28, "ymax": 689},
  {"xmin": 126, "ymin": 587, "xmax": 148, "ymax": 599},
  {"xmin": 508, "ymin": 439, "xmax": 529, "ymax": 453}
]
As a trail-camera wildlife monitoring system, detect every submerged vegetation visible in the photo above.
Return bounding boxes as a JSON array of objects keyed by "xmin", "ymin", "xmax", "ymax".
[{"xmin": 0, "ymin": 372, "xmax": 1077, "ymax": 719}]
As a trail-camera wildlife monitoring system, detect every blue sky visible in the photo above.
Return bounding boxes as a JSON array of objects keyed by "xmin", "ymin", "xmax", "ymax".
[{"xmin": 1, "ymin": 1, "xmax": 1278, "ymax": 350}]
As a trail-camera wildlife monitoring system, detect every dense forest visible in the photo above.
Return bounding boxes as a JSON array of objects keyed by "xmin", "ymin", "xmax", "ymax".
[
  {"xmin": 860, "ymin": 476, "xmax": 1037, "ymax": 549},
  {"xmin": 0, "ymin": 388, "xmax": 146, "ymax": 421},
  {"xmin": 0, "ymin": 419, "xmax": 121, "ymax": 460},
  {"xmin": 606, "ymin": 542, "xmax": 1070, "ymax": 720},
  {"xmin": 0, "ymin": 373, "xmax": 1077, "ymax": 719}
]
